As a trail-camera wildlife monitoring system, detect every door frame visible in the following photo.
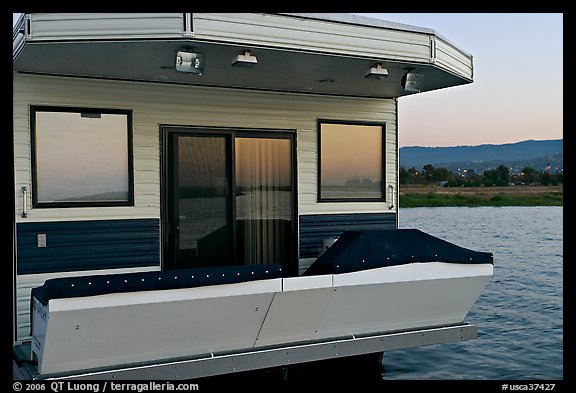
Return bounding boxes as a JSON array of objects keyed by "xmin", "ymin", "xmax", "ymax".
[{"xmin": 160, "ymin": 125, "xmax": 298, "ymax": 276}]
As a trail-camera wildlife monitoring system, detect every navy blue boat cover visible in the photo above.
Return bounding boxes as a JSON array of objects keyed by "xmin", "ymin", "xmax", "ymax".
[
  {"xmin": 304, "ymin": 229, "xmax": 493, "ymax": 276},
  {"xmin": 32, "ymin": 264, "xmax": 283, "ymax": 306}
]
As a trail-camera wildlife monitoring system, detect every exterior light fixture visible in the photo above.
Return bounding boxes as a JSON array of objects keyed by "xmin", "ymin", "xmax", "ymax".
[
  {"xmin": 175, "ymin": 50, "xmax": 205, "ymax": 75},
  {"xmin": 365, "ymin": 63, "xmax": 389, "ymax": 79},
  {"xmin": 401, "ymin": 70, "xmax": 424, "ymax": 93},
  {"xmin": 232, "ymin": 50, "xmax": 258, "ymax": 68}
]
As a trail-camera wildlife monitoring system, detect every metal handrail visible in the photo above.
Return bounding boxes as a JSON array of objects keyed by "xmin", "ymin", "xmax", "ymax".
[{"xmin": 21, "ymin": 186, "xmax": 28, "ymax": 218}]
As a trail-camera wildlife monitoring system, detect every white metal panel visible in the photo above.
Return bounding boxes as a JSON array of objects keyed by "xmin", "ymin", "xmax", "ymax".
[
  {"xmin": 259, "ymin": 263, "xmax": 492, "ymax": 346},
  {"xmin": 31, "ymin": 298, "xmax": 47, "ymax": 365},
  {"xmin": 192, "ymin": 13, "xmax": 432, "ymax": 63},
  {"xmin": 254, "ymin": 287, "xmax": 334, "ymax": 347},
  {"xmin": 37, "ymin": 291, "xmax": 277, "ymax": 374},
  {"xmin": 282, "ymin": 275, "xmax": 332, "ymax": 291},
  {"xmin": 435, "ymin": 38, "xmax": 474, "ymax": 80},
  {"xmin": 13, "ymin": 73, "xmax": 398, "ymax": 222},
  {"xmin": 317, "ymin": 275, "xmax": 491, "ymax": 338},
  {"xmin": 28, "ymin": 13, "xmax": 185, "ymax": 40},
  {"xmin": 332, "ymin": 262, "xmax": 494, "ymax": 287},
  {"xmin": 15, "ymin": 267, "xmax": 160, "ymax": 342}
]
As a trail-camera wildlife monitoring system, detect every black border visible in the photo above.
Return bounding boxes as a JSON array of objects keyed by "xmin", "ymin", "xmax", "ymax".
[
  {"xmin": 30, "ymin": 105, "xmax": 135, "ymax": 209},
  {"xmin": 317, "ymin": 119, "xmax": 387, "ymax": 203}
]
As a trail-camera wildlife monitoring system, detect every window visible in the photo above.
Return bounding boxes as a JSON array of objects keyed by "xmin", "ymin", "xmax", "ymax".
[
  {"xmin": 31, "ymin": 107, "xmax": 133, "ymax": 207},
  {"xmin": 318, "ymin": 120, "xmax": 385, "ymax": 202}
]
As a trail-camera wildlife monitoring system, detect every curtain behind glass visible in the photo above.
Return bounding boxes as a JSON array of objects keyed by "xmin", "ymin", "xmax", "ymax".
[{"xmin": 235, "ymin": 137, "xmax": 292, "ymax": 265}]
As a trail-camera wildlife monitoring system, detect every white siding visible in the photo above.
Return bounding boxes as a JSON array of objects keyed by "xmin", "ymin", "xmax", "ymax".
[
  {"xmin": 435, "ymin": 37, "xmax": 474, "ymax": 80},
  {"xmin": 28, "ymin": 13, "xmax": 186, "ymax": 40},
  {"xmin": 14, "ymin": 73, "xmax": 398, "ymax": 223},
  {"xmin": 192, "ymin": 13, "xmax": 432, "ymax": 63}
]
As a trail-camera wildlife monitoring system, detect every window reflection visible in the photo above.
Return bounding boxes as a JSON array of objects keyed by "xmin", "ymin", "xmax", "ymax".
[
  {"xmin": 319, "ymin": 122, "xmax": 384, "ymax": 200},
  {"xmin": 33, "ymin": 108, "xmax": 131, "ymax": 206},
  {"xmin": 177, "ymin": 136, "xmax": 230, "ymax": 253}
]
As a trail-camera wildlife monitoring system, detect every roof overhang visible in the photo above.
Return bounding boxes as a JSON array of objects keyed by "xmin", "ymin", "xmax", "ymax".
[{"xmin": 13, "ymin": 13, "xmax": 473, "ymax": 99}]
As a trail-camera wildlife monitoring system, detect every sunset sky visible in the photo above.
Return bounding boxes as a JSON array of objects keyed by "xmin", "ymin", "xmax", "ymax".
[
  {"xmin": 353, "ymin": 13, "xmax": 563, "ymax": 147},
  {"xmin": 13, "ymin": 13, "xmax": 563, "ymax": 148}
]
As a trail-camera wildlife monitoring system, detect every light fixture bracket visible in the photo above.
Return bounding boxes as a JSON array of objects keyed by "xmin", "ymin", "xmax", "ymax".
[
  {"xmin": 232, "ymin": 50, "xmax": 258, "ymax": 68},
  {"xmin": 365, "ymin": 63, "xmax": 389, "ymax": 80}
]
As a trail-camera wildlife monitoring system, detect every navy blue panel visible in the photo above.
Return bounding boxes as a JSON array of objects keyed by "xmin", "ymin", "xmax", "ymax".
[
  {"xmin": 31, "ymin": 264, "xmax": 283, "ymax": 306},
  {"xmin": 299, "ymin": 213, "xmax": 396, "ymax": 259},
  {"xmin": 17, "ymin": 219, "xmax": 160, "ymax": 275},
  {"xmin": 303, "ymin": 229, "xmax": 494, "ymax": 276}
]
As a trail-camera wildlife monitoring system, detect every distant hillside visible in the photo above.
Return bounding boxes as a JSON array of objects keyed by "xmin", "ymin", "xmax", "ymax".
[{"xmin": 400, "ymin": 139, "xmax": 563, "ymax": 174}]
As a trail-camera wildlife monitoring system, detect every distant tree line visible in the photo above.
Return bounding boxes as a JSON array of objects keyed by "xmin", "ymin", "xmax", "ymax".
[{"xmin": 400, "ymin": 164, "xmax": 563, "ymax": 187}]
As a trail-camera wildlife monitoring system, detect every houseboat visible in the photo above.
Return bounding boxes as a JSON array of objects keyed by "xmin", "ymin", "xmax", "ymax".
[{"xmin": 12, "ymin": 13, "xmax": 493, "ymax": 380}]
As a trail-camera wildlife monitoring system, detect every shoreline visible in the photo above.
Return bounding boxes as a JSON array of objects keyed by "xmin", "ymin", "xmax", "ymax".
[{"xmin": 399, "ymin": 185, "xmax": 563, "ymax": 207}]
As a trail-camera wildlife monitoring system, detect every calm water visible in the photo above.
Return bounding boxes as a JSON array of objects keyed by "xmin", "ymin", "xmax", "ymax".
[{"xmin": 381, "ymin": 206, "xmax": 564, "ymax": 380}]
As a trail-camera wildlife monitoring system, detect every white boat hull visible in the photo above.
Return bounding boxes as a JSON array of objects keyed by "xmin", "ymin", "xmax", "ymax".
[
  {"xmin": 256, "ymin": 262, "xmax": 492, "ymax": 346},
  {"xmin": 32, "ymin": 262, "xmax": 492, "ymax": 375}
]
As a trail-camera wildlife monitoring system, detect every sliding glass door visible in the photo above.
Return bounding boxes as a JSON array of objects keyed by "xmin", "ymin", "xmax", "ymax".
[{"xmin": 163, "ymin": 128, "xmax": 296, "ymax": 274}]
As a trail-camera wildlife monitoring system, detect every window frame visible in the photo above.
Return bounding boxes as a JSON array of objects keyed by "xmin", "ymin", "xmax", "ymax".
[
  {"xmin": 317, "ymin": 119, "xmax": 386, "ymax": 203},
  {"xmin": 30, "ymin": 106, "xmax": 134, "ymax": 208}
]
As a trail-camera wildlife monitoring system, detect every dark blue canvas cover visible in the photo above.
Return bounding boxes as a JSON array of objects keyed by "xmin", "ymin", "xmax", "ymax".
[
  {"xmin": 304, "ymin": 229, "xmax": 493, "ymax": 276},
  {"xmin": 32, "ymin": 264, "xmax": 283, "ymax": 306}
]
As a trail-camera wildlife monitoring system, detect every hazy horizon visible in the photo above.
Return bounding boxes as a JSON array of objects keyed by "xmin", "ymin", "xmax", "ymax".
[{"xmin": 400, "ymin": 136, "xmax": 563, "ymax": 149}]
